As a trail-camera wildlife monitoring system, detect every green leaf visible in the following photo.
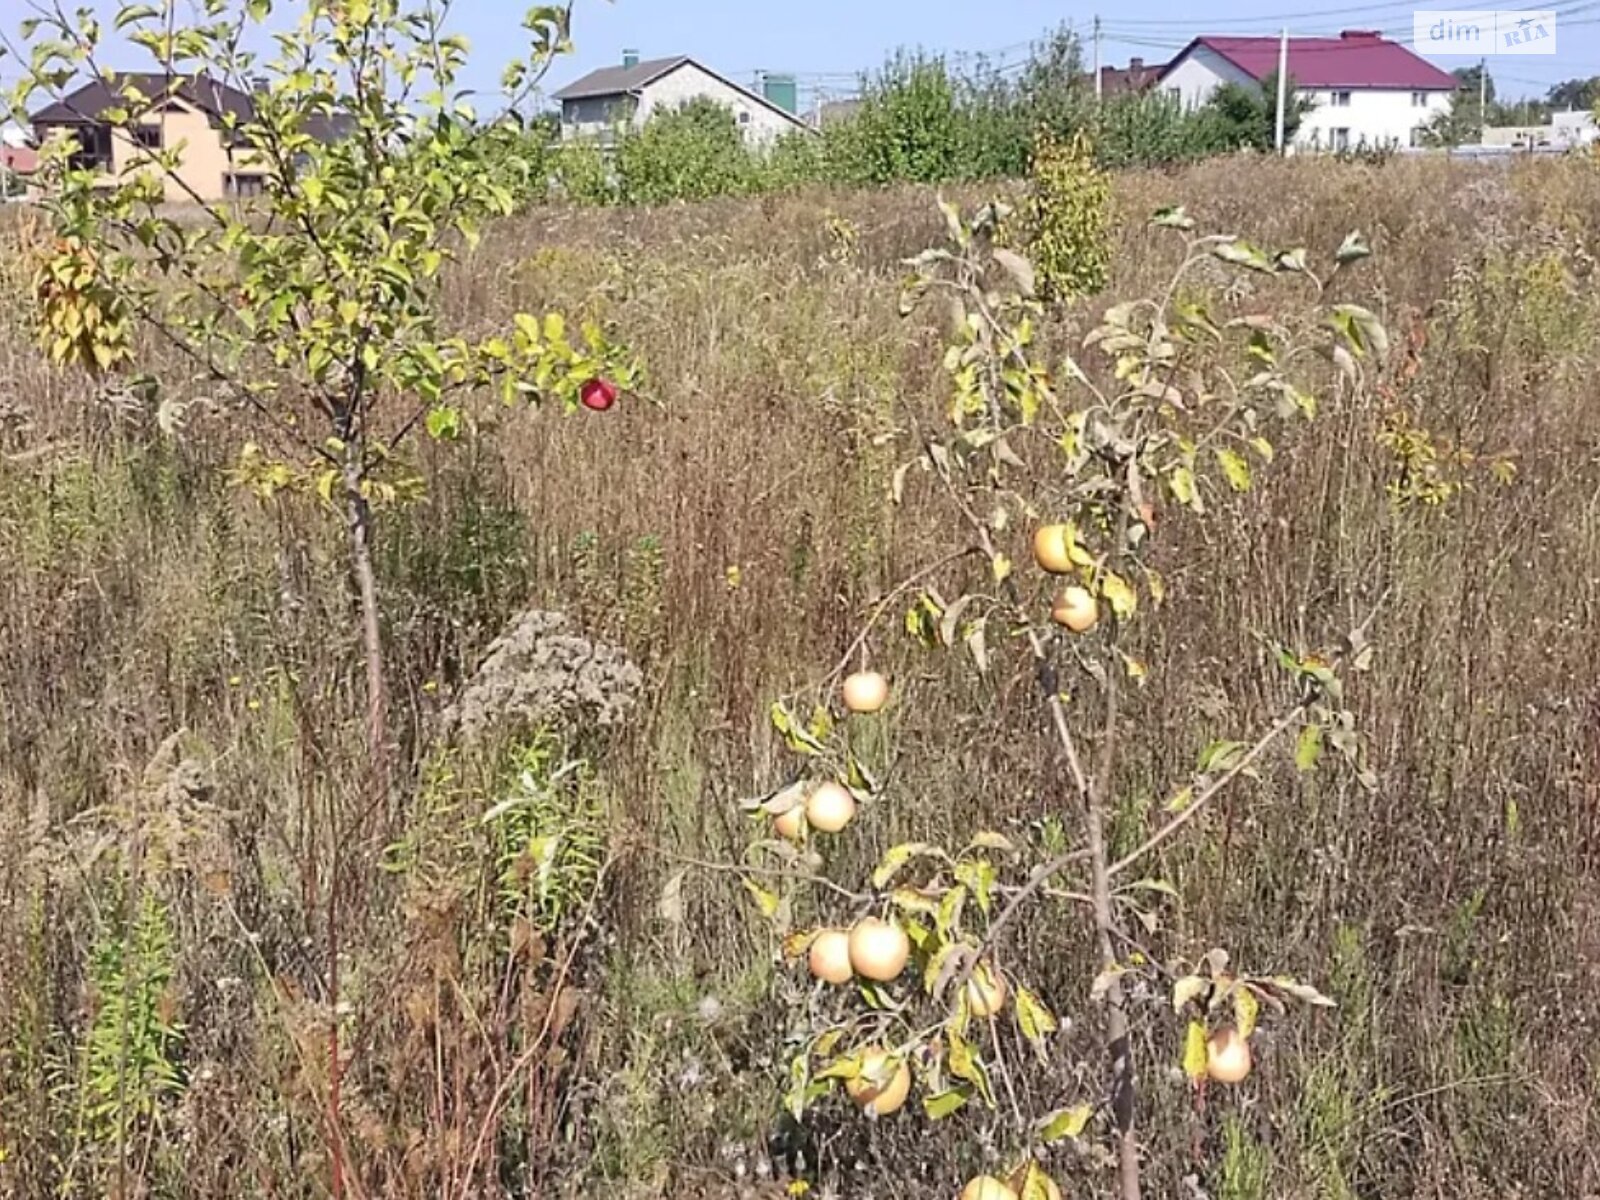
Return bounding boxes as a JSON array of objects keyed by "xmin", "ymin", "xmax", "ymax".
[
  {"xmin": 1330, "ymin": 303, "xmax": 1389, "ymax": 360},
  {"xmin": 1198, "ymin": 740, "xmax": 1247, "ymax": 773},
  {"xmin": 1014, "ymin": 984, "xmax": 1058, "ymax": 1048},
  {"xmin": 1335, "ymin": 230, "xmax": 1371, "ymax": 266},
  {"xmin": 1169, "ymin": 464, "xmax": 1202, "ymax": 512},
  {"xmin": 814, "ymin": 1052, "xmax": 863, "ymax": 1082},
  {"xmin": 1213, "ymin": 239, "xmax": 1276, "ymax": 273},
  {"xmin": 938, "ymin": 594, "xmax": 977, "ymax": 649},
  {"xmin": 1295, "ymin": 723, "xmax": 1323, "ymax": 772},
  {"xmin": 424, "ymin": 405, "xmax": 461, "ymax": 441},
  {"xmin": 966, "ymin": 831, "xmax": 1015, "ymax": 853},
  {"xmin": 1249, "ymin": 436, "xmax": 1275, "ymax": 463},
  {"xmin": 872, "ymin": 842, "xmax": 939, "ymax": 890},
  {"xmin": 742, "ymin": 876, "xmax": 781, "ymax": 920},
  {"xmin": 769, "ymin": 701, "xmax": 825, "ymax": 755},
  {"xmin": 1182, "ymin": 1019, "xmax": 1209, "ymax": 1081},
  {"xmin": 114, "ymin": 4, "xmax": 162, "ymax": 29},
  {"xmin": 1037, "ymin": 1102, "xmax": 1093, "ymax": 1142},
  {"xmin": 1151, "ymin": 205, "xmax": 1195, "ymax": 230},
  {"xmin": 954, "ymin": 858, "xmax": 998, "ymax": 916},
  {"xmin": 1275, "ymin": 247, "xmax": 1309, "ymax": 273},
  {"xmin": 936, "ymin": 884, "xmax": 968, "ymax": 939},
  {"xmin": 922, "ymin": 1088, "xmax": 970, "ymax": 1119},
  {"xmin": 947, "ymin": 1029, "xmax": 993, "ymax": 1106},
  {"xmin": 1216, "ymin": 447, "xmax": 1252, "ymax": 492}
]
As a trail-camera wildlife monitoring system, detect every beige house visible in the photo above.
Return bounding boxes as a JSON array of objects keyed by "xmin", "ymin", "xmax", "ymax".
[{"xmin": 31, "ymin": 73, "xmax": 350, "ymax": 202}]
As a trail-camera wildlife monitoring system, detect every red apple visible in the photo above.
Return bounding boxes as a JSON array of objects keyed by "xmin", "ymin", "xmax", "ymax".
[{"xmin": 580, "ymin": 377, "xmax": 619, "ymax": 412}]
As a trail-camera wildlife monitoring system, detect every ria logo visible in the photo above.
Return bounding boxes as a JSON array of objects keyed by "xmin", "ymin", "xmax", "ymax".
[{"xmin": 1414, "ymin": 9, "xmax": 1558, "ymax": 55}]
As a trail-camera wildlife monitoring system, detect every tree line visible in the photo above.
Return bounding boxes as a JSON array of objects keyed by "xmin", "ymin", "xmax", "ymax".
[{"xmin": 513, "ymin": 29, "xmax": 1312, "ymax": 206}]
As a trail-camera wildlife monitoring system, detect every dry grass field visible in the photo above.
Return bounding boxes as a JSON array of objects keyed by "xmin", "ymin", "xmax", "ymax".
[{"xmin": 0, "ymin": 153, "xmax": 1597, "ymax": 1198}]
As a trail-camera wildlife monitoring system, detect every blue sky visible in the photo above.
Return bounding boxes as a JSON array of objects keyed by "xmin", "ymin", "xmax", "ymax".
[
  {"xmin": 5, "ymin": 1, "xmax": 1599, "ymax": 106},
  {"xmin": 527, "ymin": 0, "xmax": 1600, "ymax": 103}
]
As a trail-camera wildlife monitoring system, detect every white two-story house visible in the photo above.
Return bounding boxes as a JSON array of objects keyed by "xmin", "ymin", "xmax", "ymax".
[
  {"xmin": 552, "ymin": 53, "xmax": 812, "ymax": 146},
  {"xmin": 1159, "ymin": 31, "xmax": 1458, "ymax": 152}
]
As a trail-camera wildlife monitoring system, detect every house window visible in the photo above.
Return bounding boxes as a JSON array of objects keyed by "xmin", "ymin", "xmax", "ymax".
[
  {"xmin": 1331, "ymin": 90, "xmax": 1352, "ymax": 107},
  {"xmin": 225, "ymin": 173, "xmax": 266, "ymax": 199},
  {"xmin": 1331, "ymin": 127, "xmax": 1351, "ymax": 151},
  {"xmin": 132, "ymin": 124, "xmax": 163, "ymax": 150},
  {"xmin": 62, "ymin": 123, "xmax": 113, "ymax": 172},
  {"xmin": 738, "ymin": 110, "xmax": 750, "ymax": 125},
  {"xmin": 1411, "ymin": 91, "xmax": 1429, "ymax": 107}
]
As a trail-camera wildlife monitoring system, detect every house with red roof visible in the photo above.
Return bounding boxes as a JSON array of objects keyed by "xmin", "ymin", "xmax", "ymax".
[{"xmin": 1158, "ymin": 31, "xmax": 1459, "ymax": 152}]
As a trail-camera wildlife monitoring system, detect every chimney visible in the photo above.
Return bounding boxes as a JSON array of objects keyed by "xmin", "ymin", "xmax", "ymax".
[
  {"xmin": 1340, "ymin": 29, "xmax": 1381, "ymax": 38},
  {"xmin": 622, "ymin": 48, "xmax": 639, "ymax": 68},
  {"xmin": 1129, "ymin": 57, "xmax": 1144, "ymax": 71}
]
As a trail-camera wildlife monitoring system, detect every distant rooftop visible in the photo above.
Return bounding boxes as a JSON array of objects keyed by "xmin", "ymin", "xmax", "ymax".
[
  {"xmin": 551, "ymin": 56, "xmax": 691, "ymax": 101},
  {"xmin": 1162, "ymin": 31, "xmax": 1458, "ymax": 91}
]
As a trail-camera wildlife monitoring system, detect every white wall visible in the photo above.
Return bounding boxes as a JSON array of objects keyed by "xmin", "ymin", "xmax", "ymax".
[
  {"xmin": 1161, "ymin": 45, "xmax": 1257, "ymax": 109},
  {"xmin": 1296, "ymin": 87, "xmax": 1448, "ymax": 151},
  {"xmin": 1161, "ymin": 47, "xmax": 1450, "ymax": 151},
  {"xmin": 637, "ymin": 62, "xmax": 803, "ymax": 145},
  {"xmin": 1553, "ymin": 110, "xmax": 1597, "ymax": 147}
]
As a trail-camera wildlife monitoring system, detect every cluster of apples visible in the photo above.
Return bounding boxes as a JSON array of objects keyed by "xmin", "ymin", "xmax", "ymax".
[
  {"xmin": 772, "ymin": 671, "xmax": 887, "ymax": 843},
  {"xmin": 1033, "ymin": 524, "xmax": 1099, "ymax": 633}
]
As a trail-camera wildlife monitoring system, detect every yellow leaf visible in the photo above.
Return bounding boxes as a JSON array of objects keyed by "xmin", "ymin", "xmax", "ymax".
[
  {"xmin": 1100, "ymin": 571, "xmax": 1137, "ymax": 619},
  {"xmin": 1182, "ymin": 1019, "xmax": 1209, "ymax": 1081},
  {"xmin": 742, "ymin": 876, "xmax": 781, "ymax": 920},
  {"xmin": 1235, "ymin": 985, "xmax": 1261, "ymax": 1039},
  {"xmin": 1015, "ymin": 983, "xmax": 1058, "ymax": 1047},
  {"xmin": 1037, "ymin": 1103, "xmax": 1092, "ymax": 1142}
]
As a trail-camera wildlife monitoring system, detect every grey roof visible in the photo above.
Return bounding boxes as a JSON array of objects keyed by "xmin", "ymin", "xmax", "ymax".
[{"xmin": 551, "ymin": 56, "xmax": 690, "ymax": 101}]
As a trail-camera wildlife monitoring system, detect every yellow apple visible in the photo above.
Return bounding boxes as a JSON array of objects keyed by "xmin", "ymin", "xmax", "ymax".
[
  {"xmin": 1051, "ymin": 585, "xmax": 1099, "ymax": 633},
  {"xmin": 848, "ymin": 917, "xmax": 910, "ymax": 982},
  {"xmin": 806, "ymin": 781, "xmax": 857, "ymax": 833},
  {"xmin": 842, "ymin": 670, "xmax": 890, "ymax": 714},
  {"xmin": 1206, "ymin": 1025, "xmax": 1254, "ymax": 1084},
  {"xmin": 807, "ymin": 928, "xmax": 853, "ymax": 984},
  {"xmin": 845, "ymin": 1047, "xmax": 911, "ymax": 1116},
  {"xmin": 1032, "ymin": 524, "xmax": 1076, "ymax": 574}
]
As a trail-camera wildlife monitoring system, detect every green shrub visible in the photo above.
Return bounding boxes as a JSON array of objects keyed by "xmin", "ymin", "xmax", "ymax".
[
  {"xmin": 1014, "ymin": 129, "xmax": 1112, "ymax": 301},
  {"xmin": 551, "ymin": 137, "xmax": 615, "ymax": 205},
  {"xmin": 616, "ymin": 98, "xmax": 756, "ymax": 205}
]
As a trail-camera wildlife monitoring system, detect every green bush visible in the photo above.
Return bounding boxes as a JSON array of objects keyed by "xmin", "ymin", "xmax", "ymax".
[
  {"xmin": 1013, "ymin": 129, "xmax": 1112, "ymax": 301},
  {"xmin": 550, "ymin": 137, "xmax": 615, "ymax": 205},
  {"xmin": 616, "ymin": 98, "xmax": 756, "ymax": 205}
]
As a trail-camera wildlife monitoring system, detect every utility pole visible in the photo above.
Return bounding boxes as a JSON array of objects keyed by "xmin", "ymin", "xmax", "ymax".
[
  {"xmin": 1274, "ymin": 27, "xmax": 1289, "ymax": 153},
  {"xmin": 1479, "ymin": 56, "xmax": 1488, "ymax": 139},
  {"xmin": 1094, "ymin": 15, "xmax": 1103, "ymax": 105}
]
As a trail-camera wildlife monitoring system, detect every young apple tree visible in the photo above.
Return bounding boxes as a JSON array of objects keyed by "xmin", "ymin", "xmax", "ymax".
[
  {"xmin": 4, "ymin": 0, "xmax": 635, "ymax": 786},
  {"xmin": 736, "ymin": 199, "xmax": 1384, "ymax": 1199},
  {"xmin": 4, "ymin": 3, "xmax": 633, "ymax": 1191}
]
